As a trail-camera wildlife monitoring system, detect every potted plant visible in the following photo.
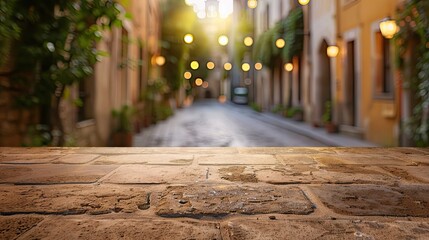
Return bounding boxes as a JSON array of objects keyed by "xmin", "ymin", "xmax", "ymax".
[
  {"xmin": 322, "ymin": 101, "xmax": 338, "ymax": 133},
  {"xmin": 286, "ymin": 106, "xmax": 304, "ymax": 121},
  {"xmin": 111, "ymin": 105, "xmax": 135, "ymax": 147}
]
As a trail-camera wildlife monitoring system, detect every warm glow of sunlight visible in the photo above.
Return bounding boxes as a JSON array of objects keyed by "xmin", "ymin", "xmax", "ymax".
[{"xmin": 187, "ymin": 0, "xmax": 233, "ymax": 19}]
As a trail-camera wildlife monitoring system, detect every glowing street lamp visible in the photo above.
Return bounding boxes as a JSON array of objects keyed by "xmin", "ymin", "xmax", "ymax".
[
  {"xmin": 218, "ymin": 35, "xmax": 229, "ymax": 46},
  {"xmin": 275, "ymin": 38, "xmax": 285, "ymax": 49},
  {"xmin": 379, "ymin": 18, "xmax": 398, "ymax": 39},
  {"xmin": 155, "ymin": 56, "xmax": 165, "ymax": 66},
  {"xmin": 244, "ymin": 37, "xmax": 253, "ymax": 47},
  {"xmin": 327, "ymin": 45, "xmax": 339, "ymax": 58},
  {"xmin": 190, "ymin": 61, "xmax": 199, "ymax": 70},
  {"xmin": 242, "ymin": 63, "xmax": 251, "ymax": 72},
  {"xmin": 248, "ymin": 0, "xmax": 257, "ymax": 9},
  {"xmin": 298, "ymin": 0, "xmax": 310, "ymax": 5},
  {"xmin": 184, "ymin": 34, "xmax": 194, "ymax": 44},
  {"xmin": 284, "ymin": 63, "xmax": 294, "ymax": 72},
  {"xmin": 224, "ymin": 62, "xmax": 232, "ymax": 71}
]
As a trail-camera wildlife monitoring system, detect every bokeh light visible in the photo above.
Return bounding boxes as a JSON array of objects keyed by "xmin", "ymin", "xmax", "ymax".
[
  {"xmin": 275, "ymin": 38, "xmax": 285, "ymax": 48},
  {"xmin": 184, "ymin": 71, "xmax": 192, "ymax": 79},
  {"xmin": 242, "ymin": 63, "xmax": 251, "ymax": 72},
  {"xmin": 224, "ymin": 62, "xmax": 232, "ymax": 71},
  {"xmin": 207, "ymin": 61, "xmax": 215, "ymax": 70},
  {"xmin": 255, "ymin": 62, "xmax": 263, "ymax": 70},
  {"xmin": 184, "ymin": 34, "xmax": 194, "ymax": 44},
  {"xmin": 195, "ymin": 78, "xmax": 203, "ymax": 86},
  {"xmin": 218, "ymin": 35, "xmax": 229, "ymax": 46},
  {"xmin": 284, "ymin": 63, "xmax": 294, "ymax": 72},
  {"xmin": 248, "ymin": 0, "xmax": 258, "ymax": 9},
  {"xmin": 190, "ymin": 61, "xmax": 199, "ymax": 70},
  {"xmin": 244, "ymin": 36, "xmax": 253, "ymax": 47},
  {"xmin": 202, "ymin": 81, "xmax": 209, "ymax": 88}
]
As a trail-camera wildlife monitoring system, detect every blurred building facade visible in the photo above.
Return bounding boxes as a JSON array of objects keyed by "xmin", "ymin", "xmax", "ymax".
[
  {"xmin": 243, "ymin": 0, "xmax": 418, "ymax": 146},
  {"xmin": 75, "ymin": 0, "xmax": 162, "ymax": 146},
  {"xmin": 0, "ymin": 0, "xmax": 162, "ymax": 146}
]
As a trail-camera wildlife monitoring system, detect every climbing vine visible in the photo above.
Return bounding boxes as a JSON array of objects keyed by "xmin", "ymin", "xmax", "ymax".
[
  {"xmin": 0, "ymin": 0, "xmax": 121, "ymax": 146},
  {"xmin": 395, "ymin": 0, "xmax": 429, "ymax": 146}
]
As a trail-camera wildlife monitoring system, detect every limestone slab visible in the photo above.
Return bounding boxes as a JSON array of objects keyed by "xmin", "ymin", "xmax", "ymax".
[
  {"xmin": 0, "ymin": 185, "xmax": 150, "ymax": 215},
  {"xmin": 93, "ymin": 154, "xmax": 194, "ymax": 165},
  {"xmin": 276, "ymin": 154, "xmax": 317, "ymax": 165},
  {"xmin": 238, "ymin": 147, "xmax": 335, "ymax": 154},
  {"xmin": 225, "ymin": 219, "xmax": 429, "ymax": 240},
  {"xmin": 380, "ymin": 166, "xmax": 429, "ymax": 183},
  {"xmin": 24, "ymin": 218, "xmax": 221, "ymax": 240},
  {"xmin": 155, "ymin": 184, "xmax": 314, "ymax": 218},
  {"xmin": 52, "ymin": 154, "xmax": 100, "ymax": 164},
  {"xmin": 197, "ymin": 154, "xmax": 277, "ymax": 165},
  {"xmin": 311, "ymin": 185, "xmax": 429, "ymax": 217},
  {"xmin": 0, "ymin": 154, "xmax": 61, "ymax": 164},
  {"xmin": 103, "ymin": 165, "xmax": 206, "ymax": 184},
  {"xmin": 314, "ymin": 154, "xmax": 410, "ymax": 166},
  {"xmin": 0, "ymin": 216, "xmax": 44, "ymax": 239},
  {"xmin": 0, "ymin": 164, "xmax": 117, "ymax": 184}
]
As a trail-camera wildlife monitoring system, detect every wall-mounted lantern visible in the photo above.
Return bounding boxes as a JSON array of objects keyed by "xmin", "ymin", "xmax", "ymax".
[
  {"xmin": 327, "ymin": 45, "xmax": 339, "ymax": 58},
  {"xmin": 379, "ymin": 18, "xmax": 398, "ymax": 39}
]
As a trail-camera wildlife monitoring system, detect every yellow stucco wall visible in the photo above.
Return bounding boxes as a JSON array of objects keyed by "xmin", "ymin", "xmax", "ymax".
[{"xmin": 337, "ymin": 0, "xmax": 401, "ymax": 146}]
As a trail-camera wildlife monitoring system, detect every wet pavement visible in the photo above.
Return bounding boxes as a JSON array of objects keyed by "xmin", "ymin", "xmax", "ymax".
[
  {"xmin": 134, "ymin": 100, "xmax": 327, "ymax": 147},
  {"xmin": 0, "ymin": 147, "xmax": 428, "ymax": 239}
]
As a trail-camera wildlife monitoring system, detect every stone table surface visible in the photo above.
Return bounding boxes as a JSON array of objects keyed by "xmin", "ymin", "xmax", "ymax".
[{"xmin": 0, "ymin": 147, "xmax": 428, "ymax": 239}]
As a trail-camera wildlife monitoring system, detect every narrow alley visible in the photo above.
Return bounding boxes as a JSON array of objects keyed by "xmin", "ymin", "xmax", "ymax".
[{"xmin": 134, "ymin": 100, "xmax": 366, "ymax": 147}]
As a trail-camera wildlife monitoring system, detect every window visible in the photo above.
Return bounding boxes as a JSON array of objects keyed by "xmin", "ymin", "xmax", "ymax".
[{"xmin": 374, "ymin": 31, "xmax": 393, "ymax": 97}]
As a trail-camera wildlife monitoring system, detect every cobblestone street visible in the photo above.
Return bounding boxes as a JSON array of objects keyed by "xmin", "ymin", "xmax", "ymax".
[
  {"xmin": 134, "ymin": 100, "xmax": 375, "ymax": 147},
  {"xmin": 1, "ymin": 147, "xmax": 428, "ymax": 239}
]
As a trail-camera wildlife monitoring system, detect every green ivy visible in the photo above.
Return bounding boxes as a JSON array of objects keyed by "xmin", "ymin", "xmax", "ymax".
[
  {"xmin": 0, "ymin": 0, "xmax": 121, "ymax": 146},
  {"xmin": 253, "ymin": 7, "xmax": 304, "ymax": 68},
  {"xmin": 395, "ymin": 0, "xmax": 429, "ymax": 146}
]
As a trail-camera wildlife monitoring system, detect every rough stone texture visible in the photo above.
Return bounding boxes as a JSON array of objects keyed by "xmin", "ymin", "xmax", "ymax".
[
  {"xmin": 94, "ymin": 154, "xmax": 194, "ymax": 165},
  {"xmin": 0, "ymin": 216, "xmax": 44, "ymax": 239},
  {"xmin": 155, "ymin": 184, "xmax": 314, "ymax": 218},
  {"xmin": 0, "ymin": 164, "xmax": 117, "ymax": 184},
  {"xmin": 0, "ymin": 153, "xmax": 61, "ymax": 163},
  {"xmin": 311, "ymin": 185, "xmax": 429, "ymax": 217},
  {"xmin": 225, "ymin": 219, "xmax": 429, "ymax": 240},
  {"xmin": 103, "ymin": 165, "xmax": 206, "ymax": 184},
  {"xmin": 276, "ymin": 154, "xmax": 317, "ymax": 165},
  {"xmin": 23, "ymin": 218, "xmax": 222, "ymax": 240},
  {"xmin": 0, "ymin": 147, "xmax": 428, "ymax": 239},
  {"xmin": 52, "ymin": 154, "xmax": 100, "ymax": 164},
  {"xmin": 0, "ymin": 185, "xmax": 151, "ymax": 215},
  {"xmin": 197, "ymin": 154, "xmax": 277, "ymax": 165}
]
